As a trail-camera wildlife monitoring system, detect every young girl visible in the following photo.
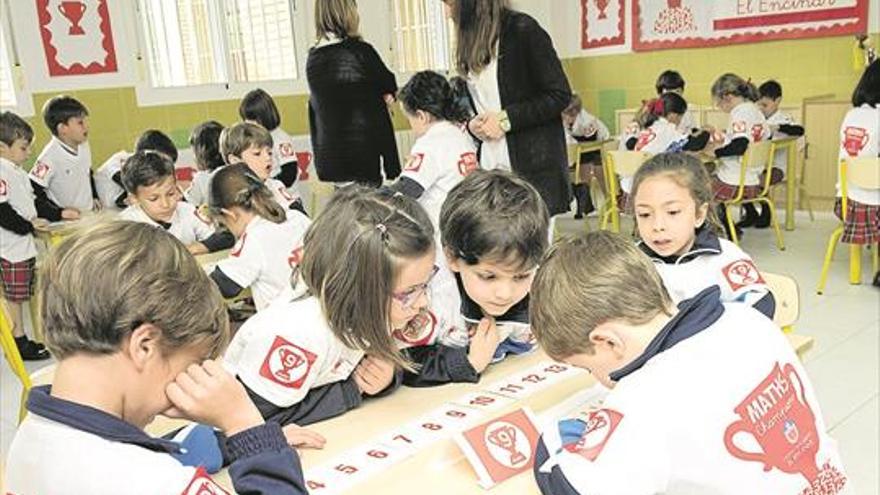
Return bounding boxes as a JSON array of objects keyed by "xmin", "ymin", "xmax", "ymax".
[
  {"xmin": 239, "ymin": 88, "xmax": 300, "ymax": 190},
  {"xmin": 207, "ymin": 164, "xmax": 311, "ymax": 310},
  {"xmin": 655, "ymin": 69, "xmax": 698, "ymax": 133},
  {"xmin": 119, "ymin": 151, "xmax": 231, "ymax": 255},
  {"xmin": 628, "ymin": 93, "xmax": 708, "ymax": 154},
  {"xmin": 390, "ymin": 70, "xmax": 477, "ymax": 231},
  {"xmin": 563, "ymin": 93, "xmax": 610, "ymax": 219},
  {"xmin": 222, "ymin": 186, "xmax": 437, "ymax": 431},
  {"xmin": 185, "ymin": 121, "xmax": 225, "ymax": 206},
  {"xmin": 837, "ymin": 59, "xmax": 880, "ymax": 287},
  {"xmin": 708, "ymin": 73, "xmax": 771, "ymax": 239},
  {"xmin": 221, "ymin": 122, "xmax": 305, "ymax": 215},
  {"xmin": 631, "ymin": 152, "xmax": 775, "ymax": 318}
]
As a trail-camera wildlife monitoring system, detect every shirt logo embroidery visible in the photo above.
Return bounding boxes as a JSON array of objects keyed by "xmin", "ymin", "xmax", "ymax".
[
  {"xmin": 279, "ymin": 142, "xmax": 295, "ymax": 158},
  {"xmin": 722, "ymin": 259, "xmax": 765, "ymax": 291},
  {"xmin": 287, "ymin": 245, "xmax": 303, "ymax": 269},
  {"xmin": 259, "ymin": 335, "xmax": 317, "ymax": 389},
  {"xmin": 751, "ymin": 124, "xmax": 765, "ymax": 142},
  {"xmin": 732, "ymin": 121, "xmax": 747, "ymax": 134},
  {"xmin": 181, "ymin": 467, "xmax": 231, "ymax": 495},
  {"xmin": 635, "ymin": 129, "xmax": 656, "ymax": 150},
  {"xmin": 565, "ymin": 408, "xmax": 623, "ymax": 462},
  {"xmin": 457, "ymin": 152, "xmax": 479, "ymax": 176},
  {"xmin": 230, "ymin": 232, "xmax": 247, "ymax": 257},
  {"xmin": 404, "ymin": 153, "xmax": 425, "ymax": 172},
  {"xmin": 842, "ymin": 126, "xmax": 869, "ymax": 157},
  {"xmin": 32, "ymin": 162, "xmax": 50, "ymax": 180}
]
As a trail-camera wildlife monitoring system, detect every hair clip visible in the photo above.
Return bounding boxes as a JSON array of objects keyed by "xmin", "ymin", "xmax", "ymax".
[{"xmin": 375, "ymin": 223, "xmax": 388, "ymax": 239}]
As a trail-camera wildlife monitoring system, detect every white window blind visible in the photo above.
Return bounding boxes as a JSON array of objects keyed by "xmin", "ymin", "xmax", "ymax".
[
  {"xmin": 0, "ymin": 22, "xmax": 17, "ymax": 108},
  {"xmin": 137, "ymin": 0, "xmax": 297, "ymax": 89},
  {"xmin": 391, "ymin": 0, "xmax": 453, "ymax": 73}
]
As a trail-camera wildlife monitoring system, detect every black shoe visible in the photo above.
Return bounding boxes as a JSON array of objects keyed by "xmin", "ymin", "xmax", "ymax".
[
  {"xmin": 873, "ymin": 271, "xmax": 880, "ymax": 288},
  {"xmin": 755, "ymin": 205, "xmax": 772, "ymax": 229},
  {"xmin": 15, "ymin": 336, "xmax": 50, "ymax": 361},
  {"xmin": 573, "ymin": 213, "xmax": 583, "ymax": 220},
  {"xmin": 736, "ymin": 204, "xmax": 759, "ymax": 229}
]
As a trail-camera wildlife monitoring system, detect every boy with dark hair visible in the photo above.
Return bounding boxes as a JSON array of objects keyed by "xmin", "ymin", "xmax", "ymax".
[
  {"xmin": 655, "ymin": 70, "xmax": 697, "ymax": 133},
  {"xmin": 95, "ymin": 129, "xmax": 179, "ymax": 210}
]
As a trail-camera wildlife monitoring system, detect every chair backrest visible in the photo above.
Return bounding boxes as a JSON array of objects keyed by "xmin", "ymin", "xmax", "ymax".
[
  {"xmin": 741, "ymin": 139, "xmax": 774, "ymax": 172},
  {"xmin": 605, "ymin": 150, "xmax": 651, "ymax": 176},
  {"xmin": 615, "ymin": 108, "xmax": 639, "ymax": 135},
  {"xmin": 844, "ymin": 156, "xmax": 880, "ymax": 190},
  {"xmin": 762, "ymin": 272, "xmax": 799, "ymax": 329},
  {"xmin": 566, "ymin": 143, "xmax": 578, "ymax": 166}
]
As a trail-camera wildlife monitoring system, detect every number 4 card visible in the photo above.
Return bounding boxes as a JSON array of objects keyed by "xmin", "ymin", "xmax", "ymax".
[{"xmin": 455, "ymin": 408, "xmax": 542, "ymax": 489}]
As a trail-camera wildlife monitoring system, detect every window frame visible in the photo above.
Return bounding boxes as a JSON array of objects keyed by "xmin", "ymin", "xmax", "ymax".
[
  {"xmin": 387, "ymin": 0, "xmax": 455, "ymax": 78},
  {"xmin": 132, "ymin": 0, "xmax": 310, "ymax": 107},
  {"xmin": 0, "ymin": 8, "xmax": 34, "ymax": 117}
]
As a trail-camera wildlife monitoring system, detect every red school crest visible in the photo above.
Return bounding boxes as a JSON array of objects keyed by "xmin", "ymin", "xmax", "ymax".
[
  {"xmin": 635, "ymin": 129, "xmax": 656, "ymax": 151},
  {"xmin": 405, "ymin": 153, "xmax": 425, "ymax": 172},
  {"xmin": 457, "ymin": 152, "xmax": 479, "ymax": 176},
  {"xmin": 279, "ymin": 142, "xmax": 295, "ymax": 158},
  {"xmin": 32, "ymin": 161, "xmax": 50, "ymax": 180},
  {"xmin": 181, "ymin": 467, "xmax": 231, "ymax": 495},
  {"xmin": 564, "ymin": 408, "xmax": 623, "ymax": 462},
  {"xmin": 751, "ymin": 124, "xmax": 765, "ymax": 143},
  {"xmin": 259, "ymin": 335, "xmax": 317, "ymax": 389},
  {"xmin": 722, "ymin": 259, "xmax": 765, "ymax": 291},
  {"xmin": 842, "ymin": 126, "xmax": 869, "ymax": 157},
  {"xmin": 287, "ymin": 245, "xmax": 303, "ymax": 269}
]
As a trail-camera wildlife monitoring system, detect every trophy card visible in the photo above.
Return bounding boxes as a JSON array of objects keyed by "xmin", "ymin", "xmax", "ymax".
[{"xmin": 455, "ymin": 408, "xmax": 542, "ymax": 489}]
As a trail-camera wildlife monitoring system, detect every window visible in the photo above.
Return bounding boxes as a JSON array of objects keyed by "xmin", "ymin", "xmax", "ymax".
[
  {"xmin": 0, "ymin": 21, "xmax": 17, "ymax": 108},
  {"xmin": 137, "ymin": 0, "xmax": 297, "ymax": 89},
  {"xmin": 391, "ymin": 0, "xmax": 454, "ymax": 73}
]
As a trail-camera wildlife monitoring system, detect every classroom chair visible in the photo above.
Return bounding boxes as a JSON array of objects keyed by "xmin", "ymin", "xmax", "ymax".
[
  {"xmin": 719, "ymin": 140, "xmax": 785, "ymax": 250},
  {"xmin": 816, "ymin": 157, "xmax": 880, "ymax": 294},
  {"xmin": 763, "ymin": 272, "xmax": 814, "ymax": 361},
  {"xmin": 600, "ymin": 150, "xmax": 651, "ymax": 233},
  {"xmin": 568, "ymin": 141, "xmax": 612, "ymax": 232},
  {"xmin": 0, "ymin": 303, "xmax": 33, "ymax": 423}
]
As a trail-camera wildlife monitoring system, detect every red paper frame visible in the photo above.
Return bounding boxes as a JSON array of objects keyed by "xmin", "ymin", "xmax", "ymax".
[
  {"xmin": 582, "ymin": 0, "xmax": 626, "ymax": 49},
  {"xmin": 37, "ymin": 0, "xmax": 118, "ymax": 76}
]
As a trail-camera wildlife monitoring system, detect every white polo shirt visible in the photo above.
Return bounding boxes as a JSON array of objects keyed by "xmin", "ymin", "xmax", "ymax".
[
  {"xmin": 30, "ymin": 137, "xmax": 94, "ymax": 211},
  {"xmin": 0, "ymin": 157, "xmax": 38, "ymax": 262},
  {"xmin": 837, "ymin": 104, "xmax": 880, "ymax": 205},
  {"xmin": 119, "ymin": 201, "xmax": 215, "ymax": 246},
  {"xmin": 716, "ymin": 102, "xmax": 770, "ymax": 187},
  {"xmin": 94, "ymin": 150, "xmax": 130, "ymax": 210}
]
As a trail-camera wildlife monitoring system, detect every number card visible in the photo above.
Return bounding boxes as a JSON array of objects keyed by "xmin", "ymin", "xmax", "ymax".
[
  {"xmin": 450, "ymin": 391, "xmax": 516, "ymax": 413},
  {"xmin": 455, "ymin": 408, "xmax": 542, "ymax": 489},
  {"xmin": 303, "ymin": 465, "xmax": 346, "ymax": 495}
]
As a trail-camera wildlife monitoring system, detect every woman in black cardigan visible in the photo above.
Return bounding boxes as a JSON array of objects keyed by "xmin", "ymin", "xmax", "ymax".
[
  {"xmin": 307, "ymin": 0, "xmax": 400, "ymax": 185},
  {"xmin": 445, "ymin": 0, "xmax": 572, "ymax": 216}
]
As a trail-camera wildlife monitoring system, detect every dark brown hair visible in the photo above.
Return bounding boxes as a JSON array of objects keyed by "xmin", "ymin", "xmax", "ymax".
[{"xmin": 447, "ymin": 0, "xmax": 509, "ymax": 75}]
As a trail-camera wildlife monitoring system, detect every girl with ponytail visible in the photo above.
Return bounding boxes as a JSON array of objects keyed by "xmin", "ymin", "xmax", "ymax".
[
  {"xmin": 390, "ymin": 70, "xmax": 480, "ymax": 232},
  {"xmin": 207, "ymin": 163, "xmax": 311, "ymax": 310}
]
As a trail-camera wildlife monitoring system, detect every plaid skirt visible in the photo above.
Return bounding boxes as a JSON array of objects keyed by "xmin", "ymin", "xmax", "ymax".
[
  {"xmin": 0, "ymin": 257, "xmax": 36, "ymax": 303},
  {"xmin": 761, "ymin": 168, "xmax": 785, "ymax": 186},
  {"xmin": 834, "ymin": 198, "xmax": 880, "ymax": 244},
  {"xmin": 712, "ymin": 177, "xmax": 762, "ymax": 202}
]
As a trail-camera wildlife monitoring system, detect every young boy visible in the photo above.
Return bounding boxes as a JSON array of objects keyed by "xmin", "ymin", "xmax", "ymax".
[
  {"xmin": 530, "ymin": 232, "xmax": 850, "ymax": 494},
  {"xmin": 95, "ymin": 129, "xmax": 179, "ymax": 210},
  {"xmin": 220, "ymin": 122, "xmax": 305, "ymax": 216},
  {"xmin": 119, "ymin": 150, "xmax": 232, "ymax": 255},
  {"xmin": 5, "ymin": 221, "xmax": 308, "ymax": 494},
  {"xmin": 0, "ymin": 111, "xmax": 49, "ymax": 360},
  {"xmin": 655, "ymin": 70, "xmax": 697, "ymax": 133},
  {"xmin": 403, "ymin": 169, "xmax": 549, "ymax": 386},
  {"xmin": 562, "ymin": 93, "xmax": 610, "ymax": 220},
  {"xmin": 29, "ymin": 95, "xmax": 98, "ymax": 214},
  {"xmin": 741, "ymin": 80, "xmax": 808, "ymax": 229}
]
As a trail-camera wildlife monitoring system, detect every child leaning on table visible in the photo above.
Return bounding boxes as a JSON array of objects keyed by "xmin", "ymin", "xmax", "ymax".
[{"xmin": 5, "ymin": 221, "xmax": 308, "ymax": 495}]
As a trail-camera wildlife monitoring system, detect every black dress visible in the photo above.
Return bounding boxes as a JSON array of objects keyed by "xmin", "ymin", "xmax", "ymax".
[{"xmin": 307, "ymin": 38, "xmax": 400, "ymax": 184}]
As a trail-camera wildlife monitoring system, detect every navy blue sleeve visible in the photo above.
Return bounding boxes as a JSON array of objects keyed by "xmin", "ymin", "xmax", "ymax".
[
  {"xmin": 246, "ymin": 376, "xmax": 363, "ymax": 427},
  {"xmin": 534, "ymin": 435, "xmax": 581, "ymax": 495},
  {"xmin": 275, "ymin": 162, "xmax": 299, "ymax": 188},
  {"xmin": 202, "ymin": 230, "xmax": 236, "ymax": 252},
  {"xmin": 714, "ymin": 137, "xmax": 749, "ymax": 158},
  {"xmin": 682, "ymin": 131, "xmax": 710, "ymax": 151},
  {"xmin": 625, "ymin": 136, "xmax": 638, "ymax": 151},
  {"xmin": 226, "ymin": 422, "xmax": 307, "ymax": 495},
  {"xmin": 753, "ymin": 291, "xmax": 776, "ymax": 320},
  {"xmin": 0, "ymin": 202, "xmax": 35, "ymax": 235},
  {"xmin": 210, "ymin": 266, "xmax": 244, "ymax": 299},
  {"xmin": 387, "ymin": 176, "xmax": 425, "ymax": 200},
  {"xmin": 89, "ymin": 169, "xmax": 99, "ymax": 200},
  {"xmin": 31, "ymin": 180, "xmax": 63, "ymax": 221},
  {"xmin": 403, "ymin": 344, "xmax": 479, "ymax": 387},
  {"xmin": 777, "ymin": 124, "xmax": 805, "ymax": 137}
]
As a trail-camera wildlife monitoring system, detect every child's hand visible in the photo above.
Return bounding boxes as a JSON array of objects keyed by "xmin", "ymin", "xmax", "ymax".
[
  {"xmin": 354, "ymin": 356, "xmax": 395, "ymax": 395},
  {"xmin": 61, "ymin": 208, "xmax": 80, "ymax": 220},
  {"xmin": 187, "ymin": 242, "xmax": 209, "ymax": 255},
  {"xmin": 92, "ymin": 198, "xmax": 103, "ymax": 211},
  {"xmin": 31, "ymin": 218, "xmax": 50, "ymax": 231},
  {"xmin": 282, "ymin": 424, "xmax": 326, "ymax": 450},
  {"xmin": 165, "ymin": 359, "xmax": 264, "ymax": 437},
  {"xmin": 468, "ymin": 317, "xmax": 501, "ymax": 373}
]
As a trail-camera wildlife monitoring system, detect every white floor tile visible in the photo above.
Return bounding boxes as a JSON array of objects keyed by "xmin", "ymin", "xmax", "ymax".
[{"xmin": 831, "ymin": 394, "xmax": 879, "ymax": 493}]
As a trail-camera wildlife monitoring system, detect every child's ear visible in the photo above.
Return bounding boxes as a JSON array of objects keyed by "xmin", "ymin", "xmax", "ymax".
[
  {"xmin": 226, "ymin": 154, "xmax": 240, "ymax": 165},
  {"xmin": 126, "ymin": 323, "xmax": 163, "ymax": 372},
  {"xmin": 695, "ymin": 202, "xmax": 709, "ymax": 228},
  {"xmin": 444, "ymin": 248, "xmax": 461, "ymax": 273},
  {"xmin": 588, "ymin": 323, "xmax": 627, "ymax": 359}
]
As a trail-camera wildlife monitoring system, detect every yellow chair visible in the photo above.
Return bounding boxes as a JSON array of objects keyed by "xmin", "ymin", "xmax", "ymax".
[
  {"xmin": 569, "ymin": 140, "xmax": 614, "ymax": 232},
  {"xmin": 817, "ymin": 157, "xmax": 880, "ymax": 294},
  {"xmin": 309, "ymin": 180, "xmax": 336, "ymax": 217},
  {"xmin": 600, "ymin": 150, "xmax": 651, "ymax": 233},
  {"xmin": 763, "ymin": 272, "xmax": 814, "ymax": 361},
  {"xmin": 0, "ymin": 304, "xmax": 33, "ymax": 422},
  {"xmin": 719, "ymin": 140, "xmax": 785, "ymax": 250}
]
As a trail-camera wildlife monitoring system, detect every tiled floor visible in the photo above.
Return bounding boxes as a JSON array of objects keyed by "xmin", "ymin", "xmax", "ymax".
[{"xmin": 1, "ymin": 211, "xmax": 878, "ymax": 491}]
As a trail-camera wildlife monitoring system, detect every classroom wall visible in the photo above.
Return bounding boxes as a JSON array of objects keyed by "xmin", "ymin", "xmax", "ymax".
[{"xmin": 5, "ymin": 0, "xmax": 879, "ymax": 170}]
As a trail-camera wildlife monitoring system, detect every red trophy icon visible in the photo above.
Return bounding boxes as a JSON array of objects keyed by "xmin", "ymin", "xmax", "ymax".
[
  {"xmin": 58, "ymin": 1, "xmax": 88, "ymax": 35},
  {"xmin": 487, "ymin": 424, "xmax": 527, "ymax": 467},
  {"xmin": 276, "ymin": 347, "xmax": 305, "ymax": 381},
  {"xmin": 724, "ymin": 362, "xmax": 822, "ymax": 483},
  {"xmin": 843, "ymin": 126, "xmax": 869, "ymax": 156},
  {"xmin": 595, "ymin": 0, "xmax": 609, "ymax": 19}
]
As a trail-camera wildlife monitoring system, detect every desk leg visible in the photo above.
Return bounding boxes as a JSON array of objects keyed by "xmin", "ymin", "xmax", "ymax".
[
  {"xmin": 849, "ymin": 244, "xmax": 861, "ymax": 285},
  {"xmin": 785, "ymin": 145, "xmax": 796, "ymax": 231}
]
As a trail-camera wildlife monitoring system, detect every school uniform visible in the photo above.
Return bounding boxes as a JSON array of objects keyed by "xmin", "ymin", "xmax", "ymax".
[
  {"xmin": 213, "ymin": 213, "xmax": 310, "ymax": 310},
  {"xmin": 566, "ymin": 109, "xmax": 610, "ymax": 144},
  {"xmin": 265, "ymin": 177, "xmax": 303, "ymax": 217},
  {"xmin": 403, "ymin": 268, "xmax": 536, "ymax": 387},
  {"xmin": 270, "ymin": 127, "xmax": 299, "ymax": 188},
  {"xmin": 185, "ymin": 168, "xmax": 220, "ymax": 206},
  {"xmin": 0, "ymin": 157, "xmax": 39, "ymax": 303},
  {"xmin": 835, "ymin": 103, "xmax": 880, "ymax": 244},
  {"xmin": 119, "ymin": 201, "xmax": 216, "ymax": 246},
  {"xmin": 713, "ymin": 102, "xmax": 770, "ymax": 201},
  {"xmin": 29, "ymin": 136, "xmax": 94, "ymax": 211},
  {"xmin": 535, "ymin": 287, "xmax": 850, "ymax": 495},
  {"xmin": 6, "ymin": 386, "xmax": 305, "ymax": 495},
  {"xmin": 638, "ymin": 226, "xmax": 775, "ymax": 319},
  {"xmin": 678, "ymin": 108, "xmax": 697, "ymax": 134},
  {"xmin": 766, "ymin": 110, "xmax": 805, "ymax": 183},
  {"xmin": 400, "ymin": 121, "xmax": 479, "ymax": 229},
  {"xmin": 94, "ymin": 150, "xmax": 130, "ymax": 210}
]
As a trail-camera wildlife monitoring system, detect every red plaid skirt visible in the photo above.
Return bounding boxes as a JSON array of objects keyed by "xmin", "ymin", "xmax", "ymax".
[
  {"xmin": 0, "ymin": 257, "xmax": 36, "ymax": 303},
  {"xmin": 761, "ymin": 168, "xmax": 785, "ymax": 186},
  {"xmin": 834, "ymin": 198, "xmax": 880, "ymax": 244},
  {"xmin": 712, "ymin": 177, "xmax": 761, "ymax": 202}
]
